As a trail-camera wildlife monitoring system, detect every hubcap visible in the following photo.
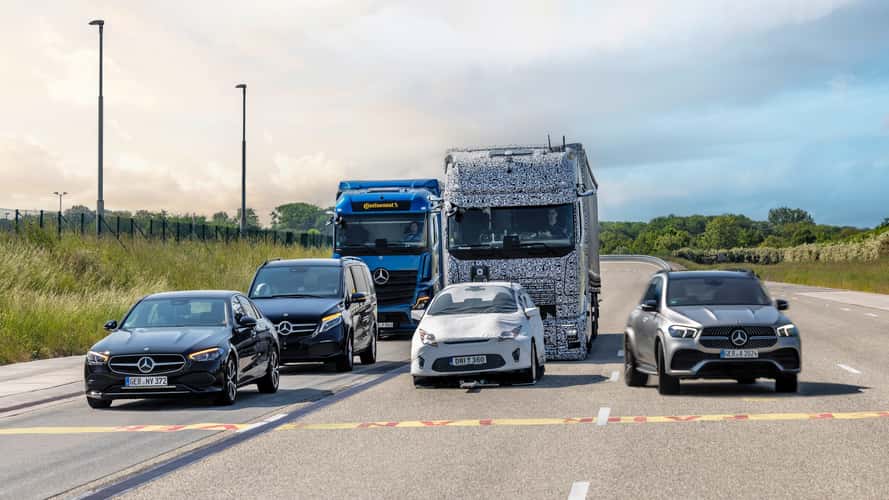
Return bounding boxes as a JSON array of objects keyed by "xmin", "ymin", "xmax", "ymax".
[
  {"xmin": 271, "ymin": 352, "xmax": 279, "ymax": 388},
  {"xmin": 227, "ymin": 359, "xmax": 237, "ymax": 400},
  {"xmin": 347, "ymin": 339, "xmax": 353, "ymax": 365},
  {"xmin": 372, "ymin": 332, "xmax": 377, "ymax": 357}
]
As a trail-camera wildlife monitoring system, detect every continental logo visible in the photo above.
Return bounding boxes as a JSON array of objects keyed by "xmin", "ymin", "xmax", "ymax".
[
  {"xmin": 363, "ymin": 202, "xmax": 399, "ymax": 210},
  {"xmin": 351, "ymin": 201, "xmax": 410, "ymax": 211}
]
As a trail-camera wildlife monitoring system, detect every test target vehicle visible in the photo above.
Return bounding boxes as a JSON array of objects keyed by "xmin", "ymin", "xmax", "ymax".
[
  {"xmin": 624, "ymin": 270, "xmax": 801, "ymax": 395},
  {"xmin": 84, "ymin": 291, "xmax": 280, "ymax": 408},
  {"xmin": 410, "ymin": 282, "xmax": 546, "ymax": 387}
]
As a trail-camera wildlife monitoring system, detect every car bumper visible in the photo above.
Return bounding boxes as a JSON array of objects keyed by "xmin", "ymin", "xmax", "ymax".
[
  {"xmin": 279, "ymin": 325, "xmax": 347, "ymax": 362},
  {"xmin": 664, "ymin": 336, "xmax": 802, "ymax": 378},
  {"xmin": 84, "ymin": 359, "xmax": 225, "ymax": 400},
  {"xmin": 411, "ymin": 336, "xmax": 534, "ymax": 377}
]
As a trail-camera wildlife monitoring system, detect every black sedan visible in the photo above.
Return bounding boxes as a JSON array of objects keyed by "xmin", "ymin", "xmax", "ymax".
[{"xmin": 84, "ymin": 290, "xmax": 280, "ymax": 408}]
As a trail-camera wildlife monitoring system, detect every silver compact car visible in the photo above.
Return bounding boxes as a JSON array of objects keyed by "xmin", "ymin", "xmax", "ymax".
[{"xmin": 624, "ymin": 270, "xmax": 801, "ymax": 395}]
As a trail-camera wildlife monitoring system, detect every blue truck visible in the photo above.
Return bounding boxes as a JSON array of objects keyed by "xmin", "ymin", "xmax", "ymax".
[{"xmin": 332, "ymin": 179, "xmax": 443, "ymax": 334}]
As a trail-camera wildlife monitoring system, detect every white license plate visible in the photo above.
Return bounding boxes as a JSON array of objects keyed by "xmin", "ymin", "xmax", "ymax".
[
  {"xmin": 451, "ymin": 355, "xmax": 487, "ymax": 367},
  {"xmin": 720, "ymin": 350, "xmax": 758, "ymax": 359},
  {"xmin": 125, "ymin": 376, "xmax": 168, "ymax": 387},
  {"xmin": 379, "ymin": 322, "xmax": 395, "ymax": 329}
]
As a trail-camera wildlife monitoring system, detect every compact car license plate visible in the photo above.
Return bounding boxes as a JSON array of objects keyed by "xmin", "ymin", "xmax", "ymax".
[
  {"xmin": 451, "ymin": 355, "xmax": 487, "ymax": 367},
  {"xmin": 125, "ymin": 376, "xmax": 168, "ymax": 387},
  {"xmin": 720, "ymin": 350, "xmax": 758, "ymax": 359},
  {"xmin": 379, "ymin": 322, "xmax": 395, "ymax": 329}
]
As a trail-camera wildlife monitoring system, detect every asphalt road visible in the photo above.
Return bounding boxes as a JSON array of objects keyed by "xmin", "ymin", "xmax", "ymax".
[{"xmin": 2, "ymin": 261, "xmax": 888, "ymax": 499}]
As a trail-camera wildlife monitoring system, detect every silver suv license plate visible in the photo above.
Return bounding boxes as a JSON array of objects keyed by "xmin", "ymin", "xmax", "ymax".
[{"xmin": 720, "ymin": 350, "xmax": 758, "ymax": 359}]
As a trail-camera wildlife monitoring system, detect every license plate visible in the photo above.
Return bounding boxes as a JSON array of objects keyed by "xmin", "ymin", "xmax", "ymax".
[
  {"xmin": 720, "ymin": 350, "xmax": 758, "ymax": 359},
  {"xmin": 125, "ymin": 376, "xmax": 168, "ymax": 387},
  {"xmin": 379, "ymin": 322, "xmax": 395, "ymax": 329},
  {"xmin": 451, "ymin": 355, "xmax": 487, "ymax": 367}
]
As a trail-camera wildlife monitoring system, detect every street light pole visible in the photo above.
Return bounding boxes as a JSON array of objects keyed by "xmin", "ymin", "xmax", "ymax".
[
  {"xmin": 235, "ymin": 83, "xmax": 247, "ymax": 237},
  {"xmin": 89, "ymin": 19, "xmax": 105, "ymax": 237},
  {"xmin": 52, "ymin": 191, "xmax": 68, "ymax": 213}
]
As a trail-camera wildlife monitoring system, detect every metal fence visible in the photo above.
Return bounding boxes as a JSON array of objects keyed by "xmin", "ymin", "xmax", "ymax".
[{"xmin": 0, "ymin": 208, "xmax": 331, "ymax": 247}]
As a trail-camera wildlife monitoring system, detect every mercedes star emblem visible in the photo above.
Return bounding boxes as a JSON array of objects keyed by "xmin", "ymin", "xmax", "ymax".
[
  {"xmin": 277, "ymin": 321, "xmax": 294, "ymax": 335},
  {"xmin": 137, "ymin": 356, "xmax": 155, "ymax": 373},
  {"xmin": 373, "ymin": 268, "xmax": 390, "ymax": 285},
  {"xmin": 730, "ymin": 329, "xmax": 749, "ymax": 347}
]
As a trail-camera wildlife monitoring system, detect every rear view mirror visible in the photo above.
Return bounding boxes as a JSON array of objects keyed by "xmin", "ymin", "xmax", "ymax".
[
  {"xmin": 776, "ymin": 299, "xmax": 789, "ymax": 311},
  {"xmin": 410, "ymin": 309, "xmax": 425, "ymax": 322},
  {"xmin": 350, "ymin": 292, "xmax": 368, "ymax": 304},
  {"xmin": 641, "ymin": 299, "xmax": 658, "ymax": 312},
  {"xmin": 104, "ymin": 320, "xmax": 118, "ymax": 331}
]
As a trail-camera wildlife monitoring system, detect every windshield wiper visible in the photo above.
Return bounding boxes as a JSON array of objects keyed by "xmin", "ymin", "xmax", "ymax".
[
  {"xmin": 266, "ymin": 293, "xmax": 327, "ymax": 299},
  {"xmin": 517, "ymin": 241, "xmax": 563, "ymax": 256}
]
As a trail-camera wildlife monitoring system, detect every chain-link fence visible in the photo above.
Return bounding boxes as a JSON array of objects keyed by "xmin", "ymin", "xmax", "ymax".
[{"xmin": 0, "ymin": 208, "xmax": 331, "ymax": 247}]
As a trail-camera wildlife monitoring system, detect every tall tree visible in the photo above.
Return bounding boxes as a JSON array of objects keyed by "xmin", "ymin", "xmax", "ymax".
[{"xmin": 768, "ymin": 207, "xmax": 814, "ymax": 226}]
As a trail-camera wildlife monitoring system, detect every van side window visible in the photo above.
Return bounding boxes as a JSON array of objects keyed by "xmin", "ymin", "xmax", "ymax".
[
  {"xmin": 344, "ymin": 267, "xmax": 357, "ymax": 296},
  {"xmin": 350, "ymin": 266, "xmax": 369, "ymax": 294}
]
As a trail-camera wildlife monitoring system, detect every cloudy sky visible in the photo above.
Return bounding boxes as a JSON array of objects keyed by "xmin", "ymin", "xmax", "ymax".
[{"xmin": 1, "ymin": 0, "xmax": 887, "ymax": 226}]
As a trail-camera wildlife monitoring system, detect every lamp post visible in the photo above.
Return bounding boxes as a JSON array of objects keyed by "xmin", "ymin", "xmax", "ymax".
[
  {"xmin": 52, "ymin": 191, "xmax": 68, "ymax": 213},
  {"xmin": 235, "ymin": 83, "xmax": 247, "ymax": 237},
  {"xmin": 89, "ymin": 19, "xmax": 105, "ymax": 236}
]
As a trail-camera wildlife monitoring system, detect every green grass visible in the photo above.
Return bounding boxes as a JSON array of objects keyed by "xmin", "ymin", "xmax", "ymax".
[
  {"xmin": 670, "ymin": 257, "xmax": 889, "ymax": 294},
  {"xmin": 0, "ymin": 231, "xmax": 327, "ymax": 364}
]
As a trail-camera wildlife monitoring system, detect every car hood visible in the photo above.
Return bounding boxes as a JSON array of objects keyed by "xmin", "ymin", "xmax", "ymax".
[
  {"xmin": 91, "ymin": 327, "xmax": 229, "ymax": 355},
  {"xmin": 418, "ymin": 313, "xmax": 523, "ymax": 340},
  {"xmin": 251, "ymin": 297, "xmax": 342, "ymax": 323},
  {"xmin": 669, "ymin": 305, "xmax": 783, "ymax": 327}
]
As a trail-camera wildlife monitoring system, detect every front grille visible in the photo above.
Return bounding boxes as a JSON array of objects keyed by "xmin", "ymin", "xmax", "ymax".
[
  {"xmin": 521, "ymin": 280, "xmax": 556, "ymax": 306},
  {"xmin": 109, "ymin": 354, "xmax": 186, "ymax": 375},
  {"xmin": 699, "ymin": 337, "xmax": 778, "ymax": 349},
  {"xmin": 275, "ymin": 321, "xmax": 317, "ymax": 336},
  {"xmin": 374, "ymin": 270, "xmax": 417, "ymax": 306},
  {"xmin": 700, "ymin": 326, "xmax": 776, "ymax": 337},
  {"xmin": 443, "ymin": 339, "xmax": 491, "ymax": 345},
  {"xmin": 432, "ymin": 354, "xmax": 506, "ymax": 372}
]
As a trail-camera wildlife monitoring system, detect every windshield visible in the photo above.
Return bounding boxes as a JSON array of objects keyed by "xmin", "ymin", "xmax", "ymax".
[
  {"xmin": 122, "ymin": 298, "xmax": 228, "ymax": 329},
  {"xmin": 336, "ymin": 213, "xmax": 427, "ymax": 254},
  {"xmin": 666, "ymin": 277, "xmax": 772, "ymax": 307},
  {"xmin": 249, "ymin": 266, "xmax": 342, "ymax": 299},
  {"xmin": 448, "ymin": 204, "xmax": 574, "ymax": 257},
  {"xmin": 426, "ymin": 285, "xmax": 518, "ymax": 315}
]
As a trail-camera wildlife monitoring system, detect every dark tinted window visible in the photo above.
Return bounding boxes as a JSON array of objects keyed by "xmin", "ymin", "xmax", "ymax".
[
  {"xmin": 350, "ymin": 266, "xmax": 369, "ymax": 294},
  {"xmin": 344, "ymin": 267, "xmax": 356, "ymax": 296},
  {"xmin": 666, "ymin": 277, "xmax": 771, "ymax": 307},
  {"xmin": 250, "ymin": 265, "xmax": 342, "ymax": 299},
  {"xmin": 123, "ymin": 298, "xmax": 228, "ymax": 329},
  {"xmin": 642, "ymin": 277, "xmax": 662, "ymax": 303}
]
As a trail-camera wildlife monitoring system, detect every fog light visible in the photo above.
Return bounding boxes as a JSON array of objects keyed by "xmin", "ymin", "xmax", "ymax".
[
  {"xmin": 512, "ymin": 348, "xmax": 520, "ymax": 362},
  {"xmin": 88, "ymin": 391, "xmax": 102, "ymax": 398}
]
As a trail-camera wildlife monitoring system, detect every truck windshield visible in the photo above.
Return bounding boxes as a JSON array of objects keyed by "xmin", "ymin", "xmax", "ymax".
[
  {"xmin": 448, "ymin": 204, "xmax": 575, "ymax": 258},
  {"xmin": 336, "ymin": 214, "xmax": 428, "ymax": 255}
]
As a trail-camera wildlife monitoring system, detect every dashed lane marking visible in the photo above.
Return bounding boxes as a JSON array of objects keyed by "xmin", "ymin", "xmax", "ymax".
[
  {"xmin": 865, "ymin": 313, "xmax": 879, "ymax": 318},
  {"xmin": 568, "ymin": 481, "xmax": 590, "ymax": 500},
  {"xmin": 841, "ymin": 308, "xmax": 851, "ymax": 312},
  {"xmin": 596, "ymin": 407, "xmax": 611, "ymax": 426},
  {"xmin": 838, "ymin": 364, "xmax": 862, "ymax": 375},
  {"xmin": 608, "ymin": 371, "xmax": 619, "ymax": 382},
  {"xmin": 5, "ymin": 411, "xmax": 889, "ymax": 435}
]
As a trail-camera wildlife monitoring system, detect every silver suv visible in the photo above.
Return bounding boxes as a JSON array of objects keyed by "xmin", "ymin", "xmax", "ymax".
[{"xmin": 624, "ymin": 270, "xmax": 801, "ymax": 395}]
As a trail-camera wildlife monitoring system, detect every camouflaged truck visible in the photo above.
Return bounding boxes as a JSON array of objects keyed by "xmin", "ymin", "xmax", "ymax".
[{"xmin": 442, "ymin": 144, "xmax": 600, "ymax": 360}]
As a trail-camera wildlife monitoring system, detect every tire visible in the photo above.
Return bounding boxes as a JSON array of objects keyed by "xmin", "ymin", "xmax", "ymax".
[
  {"xmin": 412, "ymin": 376, "xmax": 427, "ymax": 388},
  {"xmin": 214, "ymin": 355, "xmax": 239, "ymax": 405},
  {"xmin": 518, "ymin": 343, "xmax": 540, "ymax": 384},
  {"xmin": 256, "ymin": 349, "xmax": 280, "ymax": 394},
  {"xmin": 656, "ymin": 343, "xmax": 680, "ymax": 395},
  {"xmin": 335, "ymin": 334, "xmax": 354, "ymax": 372},
  {"xmin": 624, "ymin": 337, "xmax": 647, "ymax": 387},
  {"xmin": 86, "ymin": 397, "xmax": 112, "ymax": 409},
  {"xmin": 359, "ymin": 327, "xmax": 377, "ymax": 365},
  {"xmin": 737, "ymin": 377, "xmax": 756, "ymax": 385},
  {"xmin": 775, "ymin": 374, "xmax": 798, "ymax": 393}
]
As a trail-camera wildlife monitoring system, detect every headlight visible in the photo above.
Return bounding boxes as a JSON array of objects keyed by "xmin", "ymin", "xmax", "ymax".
[
  {"xmin": 412, "ymin": 295, "xmax": 431, "ymax": 310},
  {"xmin": 668, "ymin": 325, "xmax": 699, "ymax": 338},
  {"xmin": 498, "ymin": 326, "xmax": 523, "ymax": 341},
  {"xmin": 189, "ymin": 347, "xmax": 222, "ymax": 361},
  {"xmin": 776, "ymin": 324, "xmax": 798, "ymax": 337},
  {"xmin": 86, "ymin": 350, "xmax": 109, "ymax": 365},
  {"xmin": 418, "ymin": 329, "xmax": 437, "ymax": 346},
  {"xmin": 316, "ymin": 312, "xmax": 343, "ymax": 335}
]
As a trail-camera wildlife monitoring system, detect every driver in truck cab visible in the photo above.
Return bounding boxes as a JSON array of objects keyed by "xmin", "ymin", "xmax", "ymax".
[{"xmin": 542, "ymin": 207, "xmax": 568, "ymax": 239}]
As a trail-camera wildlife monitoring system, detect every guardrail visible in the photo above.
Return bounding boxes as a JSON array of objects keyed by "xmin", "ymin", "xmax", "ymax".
[{"xmin": 601, "ymin": 254, "xmax": 672, "ymax": 271}]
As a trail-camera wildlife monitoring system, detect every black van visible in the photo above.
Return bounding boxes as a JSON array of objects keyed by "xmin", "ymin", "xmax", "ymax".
[{"xmin": 248, "ymin": 258, "xmax": 377, "ymax": 372}]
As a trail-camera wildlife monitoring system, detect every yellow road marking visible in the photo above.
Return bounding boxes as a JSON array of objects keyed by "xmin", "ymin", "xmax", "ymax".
[{"xmin": 2, "ymin": 410, "xmax": 888, "ymax": 436}]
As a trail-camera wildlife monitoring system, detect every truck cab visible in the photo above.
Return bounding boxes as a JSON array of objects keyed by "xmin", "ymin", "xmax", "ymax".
[{"xmin": 332, "ymin": 179, "xmax": 443, "ymax": 334}]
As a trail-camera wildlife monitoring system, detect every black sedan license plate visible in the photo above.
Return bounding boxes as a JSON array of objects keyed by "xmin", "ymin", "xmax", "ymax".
[{"xmin": 125, "ymin": 376, "xmax": 168, "ymax": 387}]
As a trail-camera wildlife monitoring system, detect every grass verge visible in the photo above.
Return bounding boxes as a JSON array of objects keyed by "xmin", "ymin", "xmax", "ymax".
[{"xmin": 0, "ymin": 232, "xmax": 326, "ymax": 364}]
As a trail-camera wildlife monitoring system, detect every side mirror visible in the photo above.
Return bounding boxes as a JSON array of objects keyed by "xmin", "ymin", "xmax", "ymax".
[
  {"xmin": 524, "ymin": 307, "xmax": 539, "ymax": 318},
  {"xmin": 410, "ymin": 309, "xmax": 426, "ymax": 322},
  {"xmin": 641, "ymin": 299, "xmax": 658, "ymax": 312},
  {"xmin": 349, "ymin": 292, "xmax": 368, "ymax": 304},
  {"xmin": 577, "ymin": 188, "xmax": 595, "ymax": 198},
  {"xmin": 238, "ymin": 315, "xmax": 257, "ymax": 328},
  {"xmin": 776, "ymin": 299, "xmax": 789, "ymax": 311},
  {"xmin": 104, "ymin": 320, "xmax": 118, "ymax": 331}
]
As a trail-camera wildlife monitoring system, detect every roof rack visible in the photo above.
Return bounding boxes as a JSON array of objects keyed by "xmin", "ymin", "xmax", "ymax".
[{"xmin": 341, "ymin": 256, "xmax": 362, "ymax": 263}]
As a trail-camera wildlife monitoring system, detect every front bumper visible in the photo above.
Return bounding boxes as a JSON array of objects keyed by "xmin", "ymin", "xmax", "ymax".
[
  {"xmin": 84, "ymin": 358, "xmax": 225, "ymax": 400},
  {"xmin": 411, "ymin": 336, "xmax": 534, "ymax": 377},
  {"xmin": 279, "ymin": 324, "xmax": 348, "ymax": 362},
  {"xmin": 664, "ymin": 336, "xmax": 802, "ymax": 379}
]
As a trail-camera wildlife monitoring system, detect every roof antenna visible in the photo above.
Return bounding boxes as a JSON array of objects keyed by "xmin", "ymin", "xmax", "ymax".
[
  {"xmin": 562, "ymin": 135, "xmax": 566, "ymax": 151},
  {"xmin": 547, "ymin": 134, "xmax": 552, "ymax": 152}
]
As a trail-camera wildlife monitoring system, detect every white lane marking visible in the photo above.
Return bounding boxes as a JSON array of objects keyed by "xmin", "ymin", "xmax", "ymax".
[
  {"xmin": 617, "ymin": 349, "xmax": 624, "ymax": 357},
  {"xmin": 236, "ymin": 413, "xmax": 289, "ymax": 433},
  {"xmin": 865, "ymin": 313, "xmax": 879, "ymax": 318},
  {"xmin": 597, "ymin": 407, "xmax": 611, "ymax": 426},
  {"xmin": 841, "ymin": 308, "xmax": 851, "ymax": 312},
  {"xmin": 568, "ymin": 481, "xmax": 590, "ymax": 500},
  {"xmin": 837, "ymin": 364, "xmax": 862, "ymax": 375},
  {"xmin": 265, "ymin": 413, "xmax": 288, "ymax": 423},
  {"xmin": 609, "ymin": 371, "xmax": 619, "ymax": 382}
]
